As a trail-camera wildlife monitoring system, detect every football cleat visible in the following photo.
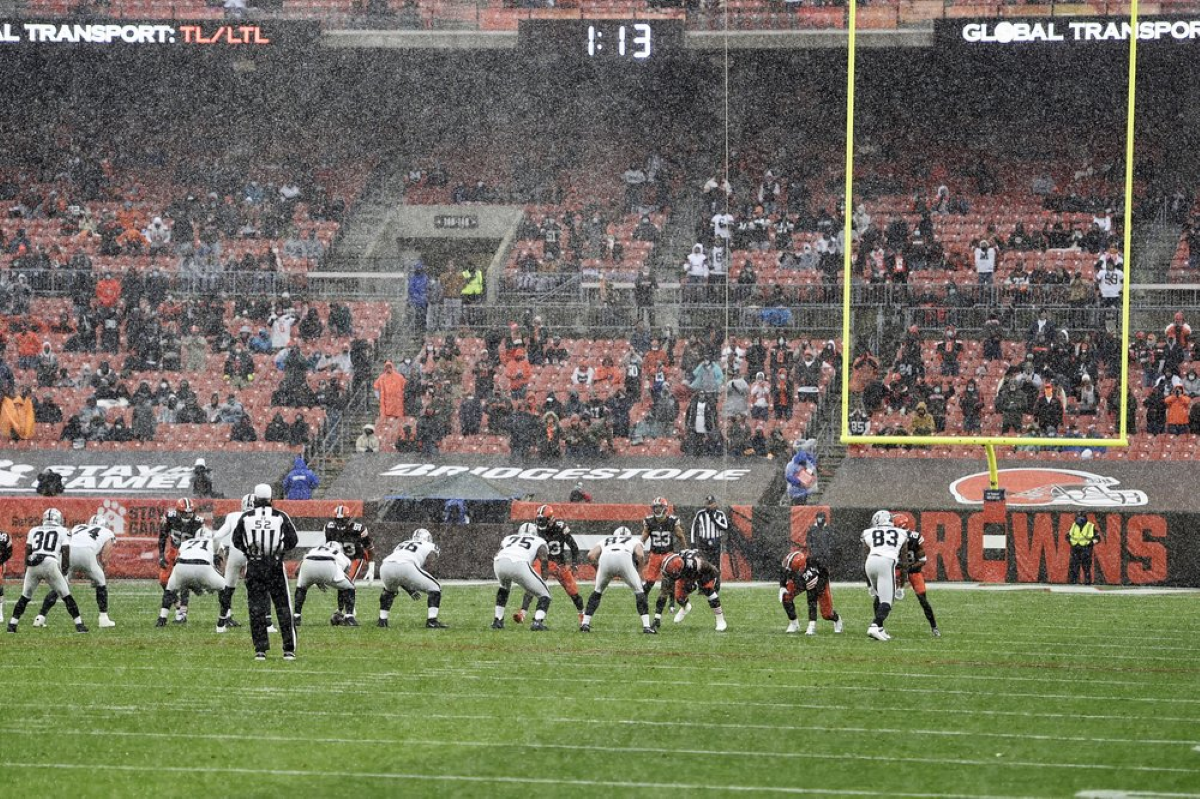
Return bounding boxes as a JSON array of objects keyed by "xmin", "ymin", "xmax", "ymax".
[
  {"xmin": 834, "ymin": 617, "xmax": 844, "ymax": 633},
  {"xmin": 530, "ymin": 620, "xmax": 548, "ymax": 631},
  {"xmin": 98, "ymin": 616, "xmax": 116, "ymax": 629},
  {"xmin": 267, "ymin": 624, "xmax": 278, "ymax": 634},
  {"xmin": 215, "ymin": 624, "xmax": 227, "ymax": 634},
  {"xmin": 6, "ymin": 622, "xmax": 17, "ymax": 633},
  {"xmin": 785, "ymin": 620, "xmax": 800, "ymax": 634},
  {"xmin": 643, "ymin": 625, "xmax": 658, "ymax": 635},
  {"xmin": 75, "ymin": 622, "xmax": 89, "ymax": 633},
  {"xmin": 491, "ymin": 618, "xmax": 504, "ymax": 630},
  {"xmin": 377, "ymin": 618, "xmax": 389, "ymax": 628},
  {"xmin": 579, "ymin": 623, "xmax": 591, "ymax": 633},
  {"xmin": 651, "ymin": 618, "xmax": 661, "ymax": 630},
  {"xmin": 426, "ymin": 619, "xmax": 448, "ymax": 629},
  {"xmin": 805, "ymin": 622, "xmax": 817, "ymax": 636},
  {"xmin": 173, "ymin": 613, "xmax": 187, "ymax": 625},
  {"xmin": 342, "ymin": 616, "xmax": 360, "ymax": 628},
  {"xmin": 283, "ymin": 651, "xmax": 296, "ymax": 661},
  {"xmin": 513, "ymin": 609, "xmax": 526, "ymax": 624},
  {"xmin": 32, "ymin": 616, "xmax": 46, "ymax": 628},
  {"xmin": 329, "ymin": 612, "xmax": 345, "ymax": 627},
  {"xmin": 894, "ymin": 588, "xmax": 905, "ymax": 602},
  {"xmin": 715, "ymin": 616, "xmax": 727, "ymax": 632},
  {"xmin": 867, "ymin": 624, "xmax": 888, "ymax": 642},
  {"xmin": 255, "ymin": 652, "xmax": 267, "ymax": 661},
  {"xmin": 155, "ymin": 617, "xmax": 167, "ymax": 628},
  {"xmin": 673, "ymin": 602, "xmax": 692, "ymax": 623},
  {"xmin": 224, "ymin": 617, "xmax": 242, "ymax": 628},
  {"xmin": 932, "ymin": 627, "xmax": 941, "ymax": 638}
]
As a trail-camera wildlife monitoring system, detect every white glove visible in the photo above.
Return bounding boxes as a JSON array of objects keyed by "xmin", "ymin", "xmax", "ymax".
[{"xmin": 778, "ymin": 587, "xmax": 787, "ymax": 603}]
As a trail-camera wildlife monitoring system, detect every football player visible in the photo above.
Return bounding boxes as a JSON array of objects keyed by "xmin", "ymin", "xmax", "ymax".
[
  {"xmin": 892, "ymin": 511, "xmax": 940, "ymax": 637},
  {"xmin": 158, "ymin": 498, "xmax": 206, "ymax": 624},
  {"xmin": 155, "ymin": 530, "xmax": 224, "ymax": 627},
  {"xmin": 860, "ymin": 509, "xmax": 922, "ymax": 641},
  {"xmin": 0, "ymin": 530, "xmax": 14, "ymax": 623},
  {"xmin": 35, "ymin": 511, "xmax": 118, "ymax": 628},
  {"xmin": 579, "ymin": 526, "xmax": 655, "ymax": 634},
  {"xmin": 640, "ymin": 495, "xmax": 686, "ymax": 628},
  {"xmin": 378, "ymin": 529, "xmax": 448, "ymax": 629},
  {"xmin": 660, "ymin": 549, "xmax": 726, "ymax": 631},
  {"xmin": 491, "ymin": 524, "xmax": 551, "ymax": 631},
  {"xmin": 514, "ymin": 505, "xmax": 584, "ymax": 624},
  {"xmin": 324, "ymin": 505, "xmax": 373, "ymax": 624},
  {"xmin": 7, "ymin": 509, "xmax": 88, "ymax": 633},
  {"xmin": 213, "ymin": 493, "xmax": 255, "ymax": 633},
  {"xmin": 293, "ymin": 540, "xmax": 358, "ymax": 627},
  {"xmin": 779, "ymin": 547, "xmax": 842, "ymax": 635}
]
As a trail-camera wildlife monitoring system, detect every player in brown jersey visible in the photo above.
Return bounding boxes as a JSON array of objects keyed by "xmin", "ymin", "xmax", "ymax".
[
  {"xmin": 158, "ymin": 498, "xmax": 206, "ymax": 624},
  {"xmin": 779, "ymin": 548, "xmax": 842, "ymax": 635},
  {"xmin": 640, "ymin": 496, "xmax": 685, "ymax": 629},
  {"xmin": 514, "ymin": 506, "xmax": 585, "ymax": 624},
  {"xmin": 324, "ymin": 505, "xmax": 373, "ymax": 626},
  {"xmin": 891, "ymin": 511, "xmax": 940, "ymax": 637},
  {"xmin": 660, "ymin": 549, "xmax": 726, "ymax": 631}
]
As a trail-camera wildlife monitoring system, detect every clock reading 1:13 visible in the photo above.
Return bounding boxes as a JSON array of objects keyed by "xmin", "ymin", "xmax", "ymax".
[{"xmin": 587, "ymin": 23, "xmax": 652, "ymax": 59}]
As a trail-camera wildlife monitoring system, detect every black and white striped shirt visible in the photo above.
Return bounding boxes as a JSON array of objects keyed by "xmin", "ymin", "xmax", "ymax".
[
  {"xmin": 232, "ymin": 507, "xmax": 299, "ymax": 564},
  {"xmin": 689, "ymin": 508, "xmax": 729, "ymax": 546}
]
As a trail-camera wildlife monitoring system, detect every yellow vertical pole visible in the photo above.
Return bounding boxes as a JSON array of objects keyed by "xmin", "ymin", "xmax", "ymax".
[{"xmin": 985, "ymin": 443, "xmax": 999, "ymax": 491}]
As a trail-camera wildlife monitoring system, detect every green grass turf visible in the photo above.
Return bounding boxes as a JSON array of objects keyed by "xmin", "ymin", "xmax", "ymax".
[{"xmin": 2, "ymin": 581, "xmax": 1198, "ymax": 798}]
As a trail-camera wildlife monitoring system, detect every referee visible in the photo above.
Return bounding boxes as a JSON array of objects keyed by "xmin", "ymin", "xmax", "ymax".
[
  {"xmin": 232, "ymin": 483, "xmax": 299, "ymax": 661},
  {"xmin": 689, "ymin": 495, "xmax": 729, "ymax": 590}
]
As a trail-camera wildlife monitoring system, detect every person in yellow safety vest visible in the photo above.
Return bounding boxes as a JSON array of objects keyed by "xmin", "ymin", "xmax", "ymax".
[
  {"xmin": 1066, "ymin": 514, "xmax": 1099, "ymax": 585},
  {"xmin": 461, "ymin": 265, "xmax": 483, "ymax": 304}
]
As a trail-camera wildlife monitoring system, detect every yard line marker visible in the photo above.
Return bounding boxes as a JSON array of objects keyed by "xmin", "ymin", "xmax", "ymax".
[{"xmin": 0, "ymin": 761, "xmax": 1030, "ymax": 798}]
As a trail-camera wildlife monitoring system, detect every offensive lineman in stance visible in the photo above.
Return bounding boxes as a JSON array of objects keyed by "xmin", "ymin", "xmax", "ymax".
[
  {"xmin": 891, "ymin": 512, "xmax": 940, "ymax": 637},
  {"xmin": 661, "ymin": 549, "xmax": 727, "ymax": 631},
  {"xmin": 491, "ymin": 523, "xmax": 551, "ymax": 631},
  {"xmin": 7, "ymin": 509, "xmax": 88, "ymax": 633},
  {"xmin": 156, "ymin": 530, "xmax": 225, "ymax": 627},
  {"xmin": 779, "ymin": 547, "xmax": 843, "ymax": 635},
  {"xmin": 579, "ymin": 526, "xmax": 655, "ymax": 634},
  {"xmin": 293, "ymin": 540, "xmax": 358, "ymax": 627},
  {"xmin": 640, "ymin": 496, "xmax": 686, "ymax": 629},
  {"xmin": 36, "ymin": 511, "xmax": 118, "ymax": 628},
  {"xmin": 514, "ymin": 505, "xmax": 584, "ymax": 624},
  {"xmin": 324, "ymin": 505, "xmax": 373, "ymax": 624},
  {"xmin": 861, "ymin": 509, "xmax": 923, "ymax": 641},
  {"xmin": 378, "ymin": 529, "xmax": 448, "ymax": 629},
  {"xmin": 159, "ymin": 498, "xmax": 205, "ymax": 624}
]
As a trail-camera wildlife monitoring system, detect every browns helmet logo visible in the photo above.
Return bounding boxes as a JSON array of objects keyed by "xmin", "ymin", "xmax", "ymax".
[{"xmin": 950, "ymin": 468, "xmax": 1147, "ymax": 508}]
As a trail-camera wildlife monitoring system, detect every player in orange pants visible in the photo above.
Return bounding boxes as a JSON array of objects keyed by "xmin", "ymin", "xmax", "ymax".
[
  {"xmin": 892, "ymin": 512, "xmax": 940, "ymax": 637},
  {"xmin": 515, "ymin": 508, "xmax": 585, "ymax": 623},
  {"xmin": 779, "ymin": 548, "xmax": 842, "ymax": 635}
]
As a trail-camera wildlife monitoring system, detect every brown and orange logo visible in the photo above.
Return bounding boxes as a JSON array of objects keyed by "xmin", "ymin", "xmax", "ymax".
[{"xmin": 950, "ymin": 468, "xmax": 1147, "ymax": 508}]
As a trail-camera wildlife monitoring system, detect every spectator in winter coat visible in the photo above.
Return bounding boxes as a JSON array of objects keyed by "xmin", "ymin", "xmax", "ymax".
[
  {"xmin": 374, "ymin": 360, "xmax": 407, "ymax": 419},
  {"xmin": 784, "ymin": 440, "xmax": 818, "ymax": 506},
  {"xmin": 355, "ymin": 424, "xmax": 381, "ymax": 453},
  {"xmin": 282, "ymin": 455, "xmax": 319, "ymax": 499}
]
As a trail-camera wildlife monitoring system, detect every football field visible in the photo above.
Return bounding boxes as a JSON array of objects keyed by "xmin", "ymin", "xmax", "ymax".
[{"xmin": 2, "ymin": 582, "xmax": 1198, "ymax": 798}]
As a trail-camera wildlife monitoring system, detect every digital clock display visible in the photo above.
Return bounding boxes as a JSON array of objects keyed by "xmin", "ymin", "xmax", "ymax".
[
  {"xmin": 587, "ymin": 23, "xmax": 653, "ymax": 59},
  {"xmin": 519, "ymin": 20, "xmax": 683, "ymax": 63}
]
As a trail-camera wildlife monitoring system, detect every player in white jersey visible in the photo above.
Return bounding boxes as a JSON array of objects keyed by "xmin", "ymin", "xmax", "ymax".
[
  {"xmin": 35, "ymin": 512, "xmax": 117, "ymax": 628},
  {"xmin": 579, "ymin": 526, "xmax": 655, "ymax": 634},
  {"xmin": 6, "ymin": 509, "xmax": 89, "ymax": 633},
  {"xmin": 214, "ymin": 493, "xmax": 256, "ymax": 632},
  {"xmin": 378, "ymin": 529, "xmax": 447, "ymax": 629},
  {"xmin": 860, "ymin": 509, "xmax": 923, "ymax": 641},
  {"xmin": 155, "ymin": 531, "xmax": 225, "ymax": 627},
  {"xmin": 491, "ymin": 523, "xmax": 551, "ymax": 631},
  {"xmin": 292, "ymin": 540, "xmax": 358, "ymax": 627},
  {"xmin": 0, "ymin": 531, "xmax": 12, "ymax": 623}
]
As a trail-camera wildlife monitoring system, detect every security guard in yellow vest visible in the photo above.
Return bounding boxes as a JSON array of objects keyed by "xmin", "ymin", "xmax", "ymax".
[
  {"xmin": 1066, "ymin": 514, "xmax": 1099, "ymax": 585},
  {"xmin": 461, "ymin": 265, "xmax": 483, "ymax": 304}
]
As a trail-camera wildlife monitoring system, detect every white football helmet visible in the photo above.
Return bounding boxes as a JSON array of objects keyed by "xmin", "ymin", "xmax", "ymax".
[
  {"xmin": 613, "ymin": 526, "xmax": 632, "ymax": 537},
  {"xmin": 324, "ymin": 540, "xmax": 345, "ymax": 556},
  {"xmin": 241, "ymin": 493, "xmax": 256, "ymax": 512},
  {"xmin": 43, "ymin": 508, "xmax": 64, "ymax": 527},
  {"xmin": 412, "ymin": 529, "xmax": 433, "ymax": 544},
  {"xmin": 517, "ymin": 522, "xmax": 538, "ymax": 536},
  {"xmin": 871, "ymin": 510, "xmax": 893, "ymax": 527},
  {"xmin": 89, "ymin": 512, "xmax": 107, "ymax": 528}
]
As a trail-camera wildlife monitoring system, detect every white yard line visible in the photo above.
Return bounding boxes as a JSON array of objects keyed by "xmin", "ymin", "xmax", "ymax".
[{"xmin": 0, "ymin": 761, "xmax": 1033, "ymax": 798}]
